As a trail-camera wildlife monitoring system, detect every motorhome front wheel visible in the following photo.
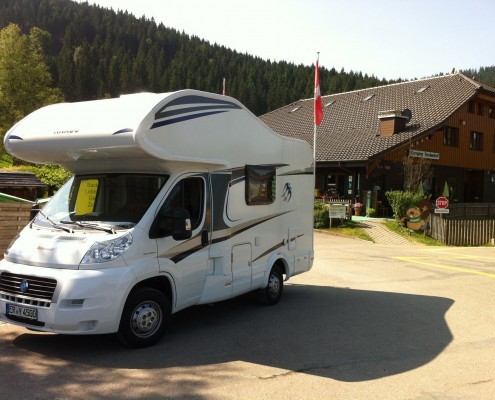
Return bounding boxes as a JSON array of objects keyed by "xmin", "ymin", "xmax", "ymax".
[{"xmin": 118, "ymin": 287, "xmax": 171, "ymax": 347}]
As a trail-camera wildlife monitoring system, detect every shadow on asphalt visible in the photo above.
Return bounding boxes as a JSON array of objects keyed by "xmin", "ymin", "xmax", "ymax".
[{"xmin": 11, "ymin": 284, "xmax": 453, "ymax": 382}]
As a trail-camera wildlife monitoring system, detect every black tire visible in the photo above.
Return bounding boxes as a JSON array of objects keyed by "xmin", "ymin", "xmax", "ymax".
[
  {"xmin": 118, "ymin": 287, "xmax": 170, "ymax": 348},
  {"xmin": 259, "ymin": 264, "xmax": 284, "ymax": 305}
]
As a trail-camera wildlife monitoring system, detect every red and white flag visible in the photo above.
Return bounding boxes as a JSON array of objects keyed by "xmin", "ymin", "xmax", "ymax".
[{"xmin": 314, "ymin": 59, "xmax": 323, "ymax": 126}]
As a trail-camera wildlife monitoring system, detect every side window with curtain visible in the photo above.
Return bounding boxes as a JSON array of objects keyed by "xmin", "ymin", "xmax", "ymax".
[{"xmin": 245, "ymin": 165, "xmax": 276, "ymax": 205}]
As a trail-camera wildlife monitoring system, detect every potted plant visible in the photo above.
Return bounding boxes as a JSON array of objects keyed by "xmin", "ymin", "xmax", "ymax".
[{"xmin": 353, "ymin": 202, "xmax": 364, "ymax": 216}]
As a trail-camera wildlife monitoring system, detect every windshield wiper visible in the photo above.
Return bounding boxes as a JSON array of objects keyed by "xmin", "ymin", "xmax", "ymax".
[
  {"xmin": 60, "ymin": 220, "xmax": 116, "ymax": 234},
  {"xmin": 34, "ymin": 210, "xmax": 74, "ymax": 233}
]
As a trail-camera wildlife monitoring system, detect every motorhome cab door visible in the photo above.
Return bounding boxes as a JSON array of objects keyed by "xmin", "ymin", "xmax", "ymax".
[{"xmin": 155, "ymin": 173, "xmax": 210, "ymax": 309}]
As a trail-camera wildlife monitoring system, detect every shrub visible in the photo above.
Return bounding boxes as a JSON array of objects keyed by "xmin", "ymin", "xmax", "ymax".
[
  {"xmin": 314, "ymin": 202, "xmax": 329, "ymax": 228},
  {"xmin": 385, "ymin": 190, "xmax": 424, "ymax": 220},
  {"xmin": 366, "ymin": 207, "xmax": 376, "ymax": 217}
]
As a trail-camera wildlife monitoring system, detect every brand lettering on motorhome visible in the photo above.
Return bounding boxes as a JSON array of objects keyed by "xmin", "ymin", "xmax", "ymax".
[{"xmin": 53, "ymin": 129, "xmax": 79, "ymax": 135}]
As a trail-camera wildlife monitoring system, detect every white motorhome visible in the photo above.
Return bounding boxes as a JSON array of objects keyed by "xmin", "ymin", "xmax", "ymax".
[{"xmin": 0, "ymin": 90, "xmax": 314, "ymax": 347}]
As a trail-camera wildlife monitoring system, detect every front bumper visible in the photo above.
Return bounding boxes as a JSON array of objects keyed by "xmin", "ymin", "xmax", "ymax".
[{"xmin": 0, "ymin": 261, "xmax": 135, "ymax": 335}]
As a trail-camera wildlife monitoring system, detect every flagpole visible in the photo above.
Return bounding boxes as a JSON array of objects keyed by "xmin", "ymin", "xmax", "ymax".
[{"xmin": 313, "ymin": 52, "xmax": 320, "ymax": 186}]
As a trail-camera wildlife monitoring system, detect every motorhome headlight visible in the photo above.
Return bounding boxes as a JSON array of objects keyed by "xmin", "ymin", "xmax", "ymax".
[{"xmin": 81, "ymin": 233, "xmax": 133, "ymax": 264}]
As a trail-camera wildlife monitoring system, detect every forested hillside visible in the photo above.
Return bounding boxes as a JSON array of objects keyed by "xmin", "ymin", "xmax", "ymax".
[
  {"xmin": 461, "ymin": 66, "xmax": 495, "ymax": 88},
  {"xmin": 0, "ymin": 0, "xmax": 389, "ymax": 116},
  {"xmin": 1, "ymin": 0, "xmax": 494, "ymax": 115}
]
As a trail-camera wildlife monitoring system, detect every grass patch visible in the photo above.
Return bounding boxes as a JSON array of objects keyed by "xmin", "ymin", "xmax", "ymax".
[
  {"xmin": 323, "ymin": 220, "xmax": 374, "ymax": 242},
  {"xmin": 384, "ymin": 219, "xmax": 446, "ymax": 246}
]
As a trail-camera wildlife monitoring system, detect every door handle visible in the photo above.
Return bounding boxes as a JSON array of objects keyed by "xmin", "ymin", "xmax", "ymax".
[{"xmin": 201, "ymin": 229, "xmax": 209, "ymax": 247}]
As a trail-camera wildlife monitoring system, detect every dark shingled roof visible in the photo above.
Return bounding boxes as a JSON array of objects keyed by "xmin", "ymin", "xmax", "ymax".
[
  {"xmin": 0, "ymin": 171, "xmax": 46, "ymax": 188},
  {"xmin": 260, "ymin": 73, "xmax": 495, "ymax": 163}
]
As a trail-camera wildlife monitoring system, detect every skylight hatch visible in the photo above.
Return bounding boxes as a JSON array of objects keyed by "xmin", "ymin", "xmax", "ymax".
[{"xmin": 416, "ymin": 85, "xmax": 430, "ymax": 94}]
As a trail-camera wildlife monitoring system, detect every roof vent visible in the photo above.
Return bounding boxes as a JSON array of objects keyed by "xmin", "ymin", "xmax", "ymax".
[{"xmin": 377, "ymin": 109, "xmax": 411, "ymax": 137}]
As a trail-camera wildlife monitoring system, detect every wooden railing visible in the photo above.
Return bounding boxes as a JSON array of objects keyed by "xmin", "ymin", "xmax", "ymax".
[{"xmin": 0, "ymin": 202, "xmax": 32, "ymax": 259}]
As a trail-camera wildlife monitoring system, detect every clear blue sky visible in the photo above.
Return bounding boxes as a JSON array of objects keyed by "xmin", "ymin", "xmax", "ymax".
[{"xmin": 76, "ymin": 0, "xmax": 494, "ymax": 80}]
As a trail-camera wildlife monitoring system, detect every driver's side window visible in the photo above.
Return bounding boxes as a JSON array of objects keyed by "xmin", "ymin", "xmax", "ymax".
[{"xmin": 160, "ymin": 177, "xmax": 204, "ymax": 231}]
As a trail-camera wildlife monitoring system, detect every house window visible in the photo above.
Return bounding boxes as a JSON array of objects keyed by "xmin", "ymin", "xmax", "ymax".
[
  {"xmin": 468, "ymin": 100, "xmax": 475, "ymax": 113},
  {"xmin": 478, "ymin": 103, "xmax": 484, "ymax": 116},
  {"xmin": 470, "ymin": 131, "xmax": 483, "ymax": 151},
  {"xmin": 245, "ymin": 165, "xmax": 276, "ymax": 205},
  {"xmin": 489, "ymin": 105, "xmax": 495, "ymax": 119},
  {"xmin": 443, "ymin": 126, "xmax": 458, "ymax": 147}
]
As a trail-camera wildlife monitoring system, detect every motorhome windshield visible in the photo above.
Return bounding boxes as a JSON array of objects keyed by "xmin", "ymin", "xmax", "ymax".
[{"xmin": 33, "ymin": 173, "xmax": 168, "ymax": 230}]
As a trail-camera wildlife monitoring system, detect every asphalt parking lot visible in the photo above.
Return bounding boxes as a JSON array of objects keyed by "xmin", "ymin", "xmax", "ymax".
[{"xmin": 1, "ymin": 232, "xmax": 494, "ymax": 399}]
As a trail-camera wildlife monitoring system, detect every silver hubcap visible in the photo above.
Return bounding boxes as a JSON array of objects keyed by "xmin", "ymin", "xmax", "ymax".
[
  {"xmin": 268, "ymin": 273, "xmax": 280, "ymax": 297},
  {"xmin": 130, "ymin": 301, "xmax": 162, "ymax": 338}
]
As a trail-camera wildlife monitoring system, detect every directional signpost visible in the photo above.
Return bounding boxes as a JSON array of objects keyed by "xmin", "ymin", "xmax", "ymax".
[{"xmin": 435, "ymin": 196, "xmax": 449, "ymax": 214}]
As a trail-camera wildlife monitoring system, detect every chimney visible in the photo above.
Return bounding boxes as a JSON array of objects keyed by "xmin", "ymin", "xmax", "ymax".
[{"xmin": 378, "ymin": 109, "xmax": 411, "ymax": 137}]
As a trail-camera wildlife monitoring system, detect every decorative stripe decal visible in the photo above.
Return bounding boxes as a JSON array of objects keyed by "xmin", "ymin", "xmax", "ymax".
[
  {"xmin": 151, "ymin": 110, "xmax": 228, "ymax": 129},
  {"xmin": 279, "ymin": 167, "xmax": 314, "ymax": 176},
  {"xmin": 211, "ymin": 211, "xmax": 293, "ymax": 244},
  {"xmin": 156, "ymin": 104, "xmax": 237, "ymax": 120},
  {"xmin": 112, "ymin": 128, "xmax": 133, "ymax": 135},
  {"xmin": 253, "ymin": 234, "xmax": 305, "ymax": 262},
  {"xmin": 151, "ymin": 94, "xmax": 242, "ymax": 130},
  {"xmin": 160, "ymin": 211, "xmax": 294, "ymax": 263},
  {"xmin": 157, "ymin": 95, "xmax": 241, "ymax": 114},
  {"xmin": 170, "ymin": 243, "xmax": 204, "ymax": 264}
]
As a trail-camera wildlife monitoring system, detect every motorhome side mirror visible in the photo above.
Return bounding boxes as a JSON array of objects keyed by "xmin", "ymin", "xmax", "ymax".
[
  {"xmin": 149, "ymin": 207, "xmax": 192, "ymax": 240},
  {"xmin": 171, "ymin": 208, "xmax": 192, "ymax": 241}
]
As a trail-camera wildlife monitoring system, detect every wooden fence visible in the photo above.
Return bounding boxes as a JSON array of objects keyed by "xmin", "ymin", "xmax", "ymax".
[
  {"xmin": 0, "ymin": 202, "xmax": 32, "ymax": 259},
  {"xmin": 428, "ymin": 203, "xmax": 495, "ymax": 246}
]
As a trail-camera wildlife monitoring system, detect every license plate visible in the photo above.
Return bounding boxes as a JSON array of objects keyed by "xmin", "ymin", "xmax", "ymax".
[{"xmin": 6, "ymin": 304, "xmax": 38, "ymax": 321}]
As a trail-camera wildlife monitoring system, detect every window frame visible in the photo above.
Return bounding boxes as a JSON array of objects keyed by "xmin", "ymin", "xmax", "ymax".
[
  {"xmin": 443, "ymin": 126, "xmax": 459, "ymax": 147},
  {"xmin": 161, "ymin": 176, "xmax": 205, "ymax": 231},
  {"xmin": 478, "ymin": 102, "xmax": 485, "ymax": 116},
  {"xmin": 245, "ymin": 165, "xmax": 276, "ymax": 206},
  {"xmin": 468, "ymin": 100, "xmax": 475, "ymax": 113},
  {"xmin": 489, "ymin": 105, "xmax": 495, "ymax": 119},
  {"xmin": 470, "ymin": 131, "xmax": 483, "ymax": 151}
]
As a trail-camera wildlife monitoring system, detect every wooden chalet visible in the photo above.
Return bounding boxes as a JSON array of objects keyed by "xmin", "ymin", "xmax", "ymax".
[
  {"xmin": 0, "ymin": 171, "xmax": 46, "ymax": 201},
  {"xmin": 260, "ymin": 73, "xmax": 495, "ymax": 214}
]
